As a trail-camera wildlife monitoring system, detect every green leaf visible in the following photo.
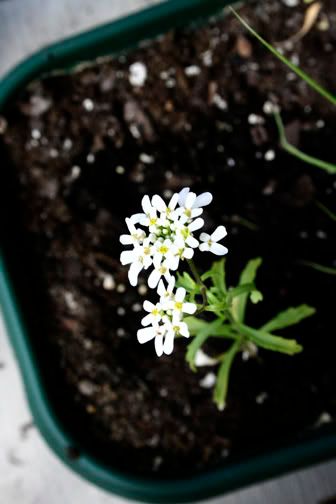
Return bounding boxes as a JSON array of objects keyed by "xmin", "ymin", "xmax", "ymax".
[
  {"xmin": 237, "ymin": 322, "xmax": 303, "ymax": 355},
  {"xmin": 250, "ymin": 290, "xmax": 263, "ymax": 304},
  {"xmin": 230, "ymin": 7, "xmax": 336, "ymax": 108},
  {"xmin": 300, "ymin": 260, "xmax": 336, "ymax": 276},
  {"xmin": 213, "ymin": 339, "xmax": 241, "ymax": 411},
  {"xmin": 228, "ymin": 283, "xmax": 256, "ymax": 301},
  {"xmin": 201, "ymin": 258, "xmax": 226, "ymax": 295},
  {"xmin": 231, "ymin": 258, "xmax": 262, "ymax": 323},
  {"xmin": 176, "ymin": 271, "xmax": 198, "ymax": 292},
  {"xmin": 274, "ymin": 112, "xmax": 336, "ymax": 175},
  {"xmin": 261, "ymin": 305, "xmax": 315, "ymax": 333},
  {"xmin": 186, "ymin": 319, "xmax": 223, "ymax": 371},
  {"xmin": 184, "ymin": 316, "xmax": 209, "ymax": 336}
]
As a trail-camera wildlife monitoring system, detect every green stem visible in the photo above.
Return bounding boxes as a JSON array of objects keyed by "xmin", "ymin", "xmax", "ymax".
[
  {"xmin": 187, "ymin": 258, "xmax": 208, "ymax": 312},
  {"xmin": 315, "ymin": 200, "xmax": 336, "ymax": 223},
  {"xmin": 230, "ymin": 7, "xmax": 336, "ymax": 108},
  {"xmin": 274, "ymin": 112, "xmax": 336, "ymax": 174}
]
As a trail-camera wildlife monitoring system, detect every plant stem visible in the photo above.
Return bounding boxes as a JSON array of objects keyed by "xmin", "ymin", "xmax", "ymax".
[
  {"xmin": 230, "ymin": 7, "xmax": 336, "ymax": 108},
  {"xmin": 274, "ymin": 112, "xmax": 336, "ymax": 174},
  {"xmin": 315, "ymin": 200, "xmax": 336, "ymax": 223},
  {"xmin": 187, "ymin": 258, "xmax": 208, "ymax": 311}
]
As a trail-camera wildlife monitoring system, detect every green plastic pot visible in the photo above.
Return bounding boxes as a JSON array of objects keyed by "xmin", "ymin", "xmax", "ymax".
[{"xmin": 1, "ymin": 1, "xmax": 336, "ymax": 502}]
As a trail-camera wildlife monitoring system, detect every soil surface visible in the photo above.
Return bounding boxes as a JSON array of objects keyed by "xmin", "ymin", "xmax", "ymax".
[{"xmin": 1, "ymin": 0, "xmax": 336, "ymax": 477}]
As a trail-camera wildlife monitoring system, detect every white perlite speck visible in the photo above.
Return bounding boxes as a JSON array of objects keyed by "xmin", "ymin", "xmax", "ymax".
[
  {"xmin": 129, "ymin": 62, "xmax": 147, "ymax": 87},
  {"xmin": 194, "ymin": 349, "xmax": 217, "ymax": 367},
  {"xmin": 185, "ymin": 65, "xmax": 201, "ymax": 77},
  {"xmin": 248, "ymin": 114, "xmax": 264, "ymax": 125},
  {"xmin": 199, "ymin": 373, "xmax": 216, "ymax": 389},
  {"xmin": 139, "ymin": 153, "xmax": 154, "ymax": 164},
  {"xmin": 102, "ymin": 274, "xmax": 115, "ymax": 291},
  {"xmin": 282, "ymin": 0, "xmax": 299, "ymax": 6},
  {"xmin": 212, "ymin": 93, "xmax": 227, "ymax": 111},
  {"xmin": 264, "ymin": 150, "xmax": 276, "ymax": 161},
  {"xmin": 83, "ymin": 98, "xmax": 94, "ymax": 112}
]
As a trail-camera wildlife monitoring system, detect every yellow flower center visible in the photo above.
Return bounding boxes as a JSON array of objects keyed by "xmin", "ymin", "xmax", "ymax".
[
  {"xmin": 158, "ymin": 245, "xmax": 169, "ymax": 254},
  {"xmin": 184, "ymin": 209, "xmax": 192, "ymax": 218},
  {"xmin": 174, "ymin": 301, "xmax": 183, "ymax": 311},
  {"xmin": 159, "ymin": 266, "xmax": 167, "ymax": 274},
  {"xmin": 149, "ymin": 217, "xmax": 157, "ymax": 226}
]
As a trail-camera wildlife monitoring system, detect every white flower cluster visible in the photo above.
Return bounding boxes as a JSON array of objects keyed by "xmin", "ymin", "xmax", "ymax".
[{"xmin": 120, "ymin": 187, "xmax": 228, "ymax": 356}]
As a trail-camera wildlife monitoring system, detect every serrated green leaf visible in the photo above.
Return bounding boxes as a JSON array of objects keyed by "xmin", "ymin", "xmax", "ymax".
[
  {"xmin": 231, "ymin": 258, "xmax": 262, "ymax": 323},
  {"xmin": 237, "ymin": 322, "xmax": 302, "ymax": 355},
  {"xmin": 213, "ymin": 339, "xmax": 241, "ymax": 411},
  {"xmin": 261, "ymin": 305, "xmax": 315, "ymax": 333},
  {"xmin": 186, "ymin": 319, "xmax": 223, "ymax": 371}
]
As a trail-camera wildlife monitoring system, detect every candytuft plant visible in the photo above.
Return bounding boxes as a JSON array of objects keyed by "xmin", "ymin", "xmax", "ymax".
[{"xmin": 120, "ymin": 188, "xmax": 315, "ymax": 409}]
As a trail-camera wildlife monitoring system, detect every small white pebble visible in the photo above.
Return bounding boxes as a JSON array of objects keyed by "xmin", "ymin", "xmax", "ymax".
[
  {"xmin": 117, "ymin": 307, "xmax": 126, "ymax": 316},
  {"xmin": 63, "ymin": 138, "xmax": 73, "ymax": 150},
  {"xmin": 316, "ymin": 119, "xmax": 325, "ymax": 129},
  {"xmin": 256, "ymin": 392, "xmax": 268, "ymax": 404},
  {"xmin": 160, "ymin": 70, "xmax": 169, "ymax": 80},
  {"xmin": 265, "ymin": 149, "xmax": 276, "ymax": 161},
  {"xmin": 201, "ymin": 50, "xmax": 213, "ymax": 67},
  {"xmin": 70, "ymin": 165, "xmax": 81, "ymax": 180},
  {"xmin": 31, "ymin": 128, "xmax": 41, "ymax": 140},
  {"xmin": 159, "ymin": 388, "xmax": 168, "ymax": 397},
  {"xmin": 316, "ymin": 411, "xmax": 332, "ymax": 426},
  {"xmin": 194, "ymin": 349, "xmax": 217, "ymax": 367},
  {"xmin": 132, "ymin": 303, "xmax": 142, "ymax": 312},
  {"xmin": 316, "ymin": 230, "xmax": 327, "ymax": 239},
  {"xmin": 248, "ymin": 114, "xmax": 264, "ymax": 125},
  {"xmin": 129, "ymin": 62, "xmax": 147, "ymax": 87},
  {"xmin": 83, "ymin": 98, "xmax": 94, "ymax": 112},
  {"xmin": 227, "ymin": 158, "xmax": 236, "ymax": 167},
  {"xmin": 262, "ymin": 180, "xmax": 276, "ymax": 195},
  {"xmin": 282, "ymin": 0, "xmax": 299, "ymax": 7},
  {"xmin": 163, "ymin": 189, "xmax": 173, "ymax": 199},
  {"xmin": 166, "ymin": 78, "xmax": 176, "ymax": 88},
  {"xmin": 138, "ymin": 284, "xmax": 148, "ymax": 296},
  {"xmin": 129, "ymin": 124, "xmax": 141, "ymax": 138},
  {"xmin": 139, "ymin": 153, "xmax": 154, "ymax": 164},
  {"xmin": 116, "ymin": 166, "xmax": 125, "ymax": 175},
  {"xmin": 0, "ymin": 116, "xmax": 8, "ymax": 134},
  {"xmin": 290, "ymin": 54, "xmax": 300, "ymax": 66},
  {"xmin": 217, "ymin": 144, "xmax": 225, "ymax": 153},
  {"xmin": 184, "ymin": 65, "xmax": 201, "ymax": 77},
  {"xmin": 102, "ymin": 274, "xmax": 115, "ymax": 291},
  {"xmin": 87, "ymin": 153, "xmax": 95, "ymax": 164},
  {"xmin": 49, "ymin": 148, "xmax": 59, "ymax": 158},
  {"xmin": 153, "ymin": 456, "xmax": 163, "ymax": 471},
  {"xmin": 64, "ymin": 291, "xmax": 77, "ymax": 312},
  {"xmin": 117, "ymin": 284, "xmax": 126, "ymax": 293},
  {"xmin": 117, "ymin": 328, "xmax": 126, "ymax": 337},
  {"xmin": 212, "ymin": 93, "xmax": 227, "ymax": 111},
  {"xmin": 263, "ymin": 101, "xmax": 279, "ymax": 115},
  {"xmin": 199, "ymin": 372, "xmax": 216, "ymax": 389}
]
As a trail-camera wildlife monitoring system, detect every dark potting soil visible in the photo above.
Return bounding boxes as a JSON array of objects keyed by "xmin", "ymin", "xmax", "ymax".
[{"xmin": 1, "ymin": 0, "xmax": 336, "ymax": 478}]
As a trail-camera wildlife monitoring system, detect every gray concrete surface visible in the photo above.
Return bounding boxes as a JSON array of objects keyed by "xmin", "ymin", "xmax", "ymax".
[{"xmin": 0, "ymin": 1, "xmax": 336, "ymax": 503}]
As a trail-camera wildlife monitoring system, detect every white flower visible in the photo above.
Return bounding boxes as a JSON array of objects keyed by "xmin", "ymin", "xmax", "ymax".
[
  {"xmin": 157, "ymin": 277, "xmax": 175, "ymax": 303},
  {"xmin": 137, "ymin": 323, "xmax": 173, "ymax": 357},
  {"xmin": 176, "ymin": 187, "xmax": 213, "ymax": 221},
  {"xmin": 120, "ymin": 241, "xmax": 153, "ymax": 286},
  {"xmin": 148, "ymin": 258, "xmax": 174, "ymax": 289},
  {"xmin": 167, "ymin": 287, "xmax": 197, "ymax": 319},
  {"xmin": 141, "ymin": 300, "xmax": 163, "ymax": 327},
  {"xmin": 199, "ymin": 225, "xmax": 228, "ymax": 256},
  {"xmin": 119, "ymin": 217, "xmax": 145, "ymax": 245}
]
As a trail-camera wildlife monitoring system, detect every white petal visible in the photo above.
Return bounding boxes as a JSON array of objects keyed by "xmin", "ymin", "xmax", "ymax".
[
  {"xmin": 120, "ymin": 234, "xmax": 134, "ymax": 245},
  {"xmin": 211, "ymin": 225, "xmax": 227, "ymax": 242},
  {"xmin": 199, "ymin": 232, "xmax": 210, "ymax": 242},
  {"xmin": 129, "ymin": 213, "xmax": 146, "ymax": 225},
  {"xmin": 182, "ymin": 302, "xmax": 197, "ymax": 315},
  {"xmin": 182, "ymin": 247, "xmax": 194, "ymax": 259},
  {"xmin": 186, "ymin": 236, "xmax": 199, "ymax": 248},
  {"xmin": 188, "ymin": 217, "xmax": 204, "ymax": 232},
  {"xmin": 143, "ymin": 300, "xmax": 154, "ymax": 312},
  {"xmin": 120, "ymin": 250, "xmax": 136, "ymax": 265},
  {"xmin": 166, "ymin": 254, "xmax": 179, "ymax": 271},
  {"xmin": 178, "ymin": 322, "xmax": 190, "ymax": 338},
  {"xmin": 194, "ymin": 192, "xmax": 213, "ymax": 208},
  {"xmin": 157, "ymin": 280, "xmax": 166, "ymax": 297},
  {"xmin": 154, "ymin": 332, "xmax": 164, "ymax": 357},
  {"xmin": 199, "ymin": 242, "xmax": 210, "ymax": 252},
  {"xmin": 168, "ymin": 193, "xmax": 179, "ymax": 210},
  {"xmin": 148, "ymin": 269, "xmax": 161, "ymax": 289},
  {"xmin": 167, "ymin": 276, "xmax": 176, "ymax": 293},
  {"xmin": 210, "ymin": 243, "xmax": 229, "ymax": 256},
  {"xmin": 190, "ymin": 208, "xmax": 203, "ymax": 218},
  {"xmin": 163, "ymin": 331, "xmax": 174, "ymax": 355},
  {"xmin": 152, "ymin": 195, "xmax": 167, "ymax": 213},
  {"xmin": 141, "ymin": 313, "xmax": 154, "ymax": 327},
  {"xmin": 141, "ymin": 195, "xmax": 152, "ymax": 214},
  {"xmin": 128, "ymin": 261, "xmax": 143, "ymax": 286},
  {"xmin": 175, "ymin": 287, "xmax": 186, "ymax": 302},
  {"xmin": 178, "ymin": 187, "xmax": 190, "ymax": 206},
  {"xmin": 125, "ymin": 217, "xmax": 136, "ymax": 234},
  {"xmin": 185, "ymin": 191, "xmax": 197, "ymax": 209},
  {"xmin": 137, "ymin": 327, "xmax": 155, "ymax": 344}
]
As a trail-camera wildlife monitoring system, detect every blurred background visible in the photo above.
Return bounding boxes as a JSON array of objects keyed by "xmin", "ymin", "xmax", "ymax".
[{"xmin": 0, "ymin": 1, "xmax": 336, "ymax": 503}]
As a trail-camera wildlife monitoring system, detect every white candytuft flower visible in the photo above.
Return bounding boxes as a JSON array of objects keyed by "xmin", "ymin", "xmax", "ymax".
[
  {"xmin": 199, "ymin": 225, "xmax": 228, "ymax": 256},
  {"xmin": 119, "ymin": 187, "xmax": 228, "ymax": 356}
]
